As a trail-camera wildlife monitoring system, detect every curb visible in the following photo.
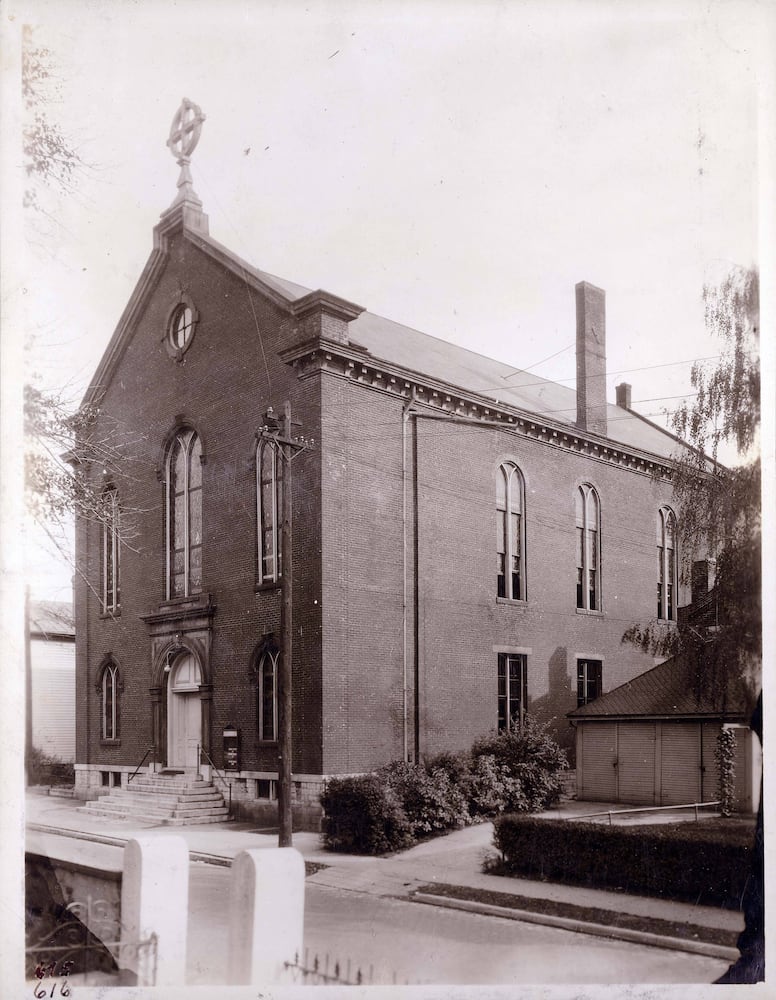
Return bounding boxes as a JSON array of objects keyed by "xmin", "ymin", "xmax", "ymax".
[{"xmin": 411, "ymin": 892, "xmax": 740, "ymax": 962}]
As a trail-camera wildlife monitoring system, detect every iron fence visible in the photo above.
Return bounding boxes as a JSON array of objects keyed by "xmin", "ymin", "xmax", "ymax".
[{"xmin": 283, "ymin": 949, "xmax": 408, "ymax": 986}]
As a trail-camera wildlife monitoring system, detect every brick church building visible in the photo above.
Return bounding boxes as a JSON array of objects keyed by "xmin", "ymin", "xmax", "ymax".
[{"xmin": 73, "ymin": 104, "xmax": 693, "ymax": 824}]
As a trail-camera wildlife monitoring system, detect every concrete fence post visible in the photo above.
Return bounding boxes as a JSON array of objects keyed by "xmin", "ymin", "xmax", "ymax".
[
  {"xmin": 121, "ymin": 836, "xmax": 189, "ymax": 987},
  {"xmin": 228, "ymin": 847, "xmax": 305, "ymax": 985}
]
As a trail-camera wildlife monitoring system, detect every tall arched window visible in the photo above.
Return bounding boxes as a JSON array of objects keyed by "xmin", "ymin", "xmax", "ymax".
[
  {"xmin": 657, "ymin": 506, "xmax": 677, "ymax": 620},
  {"xmin": 576, "ymin": 484, "xmax": 601, "ymax": 611},
  {"xmin": 101, "ymin": 487, "xmax": 120, "ymax": 613},
  {"xmin": 100, "ymin": 661, "xmax": 120, "ymax": 741},
  {"xmin": 257, "ymin": 440, "xmax": 282, "ymax": 583},
  {"xmin": 166, "ymin": 429, "xmax": 202, "ymax": 599},
  {"xmin": 258, "ymin": 648, "xmax": 279, "ymax": 742},
  {"xmin": 496, "ymin": 462, "xmax": 526, "ymax": 600}
]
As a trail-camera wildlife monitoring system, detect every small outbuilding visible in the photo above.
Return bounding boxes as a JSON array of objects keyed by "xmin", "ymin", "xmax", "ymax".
[
  {"xmin": 29, "ymin": 601, "xmax": 76, "ymax": 763},
  {"xmin": 568, "ymin": 654, "xmax": 760, "ymax": 813}
]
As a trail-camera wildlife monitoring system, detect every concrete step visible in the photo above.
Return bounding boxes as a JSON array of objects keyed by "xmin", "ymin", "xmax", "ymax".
[
  {"xmin": 128, "ymin": 778, "xmax": 209, "ymax": 791},
  {"xmin": 105, "ymin": 790, "xmax": 224, "ymax": 806},
  {"xmin": 82, "ymin": 803, "xmax": 176, "ymax": 821},
  {"xmin": 169, "ymin": 806, "xmax": 230, "ymax": 819},
  {"xmin": 81, "ymin": 771, "xmax": 229, "ymax": 826}
]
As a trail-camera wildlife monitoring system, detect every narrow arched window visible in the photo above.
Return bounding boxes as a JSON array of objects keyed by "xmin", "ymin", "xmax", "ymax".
[
  {"xmin": 496, "ymin": 462, "xmax": 526, "ymax": 600},
  {"xmin": 657, "ymin": 507, "xmax": 677, "ymax": 620},
  {"xmin": 576, "ymin": 485, "xmax": 601, "ymax": 611},
  {"xmin": 101, "ymin": 662, "xmax": 119, "ymax": 740},
  {"xmin": 101, "ymin": 487, "xmax": 120, "ymax": 613},
  {"xmin": 166, "ymin": 429, "xmax": 202, "ymax": 599},
  {"xmin": 258, "ymin": 649, "xmax": 279, "ymax": 742},
  {"xmin": 257, "ymin": 440, "xmax": 282, "ymax": 583}
]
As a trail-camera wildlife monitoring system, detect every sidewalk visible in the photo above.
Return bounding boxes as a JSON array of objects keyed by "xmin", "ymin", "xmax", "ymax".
[{"xmin": 25, "ymin": 790, "xmax": 743, "ymax": 962}]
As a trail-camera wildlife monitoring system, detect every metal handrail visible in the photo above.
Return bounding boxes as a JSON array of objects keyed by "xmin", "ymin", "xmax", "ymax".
[
  {"xmin": 128, "ymin": 745, "xmax": 156, "ymax": 784},
  {"xmin": 197, "ymin": 744, "xmax": 232, "ymax": 818},
  {"xmin": 573, "ymin": 800, "xmax": 722, "ymax": 824}
]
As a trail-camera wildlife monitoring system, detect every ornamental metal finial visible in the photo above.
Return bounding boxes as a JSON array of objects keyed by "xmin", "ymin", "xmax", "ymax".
[{"xmin": 166, "ymin": 98, "xmax": 206, "ymax": 208}]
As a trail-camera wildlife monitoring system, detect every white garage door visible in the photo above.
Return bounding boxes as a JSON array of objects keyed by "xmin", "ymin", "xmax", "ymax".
[
  {"xmin": 578, "ymin": 722, "xmax": 617, "ymax": 801},
  {"xmin": 660, "ymin": 723, "xmax": 701, "ymax": 805},
  {"xmin": 617, "ymin": 723, "xmax": 656, "ymax": 804}
]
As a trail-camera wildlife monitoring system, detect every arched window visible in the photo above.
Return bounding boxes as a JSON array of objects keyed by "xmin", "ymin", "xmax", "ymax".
[
  {"xmin": 257, "ymin": 440, "xmax": 282, "ymax": 583},
  {"xmin": 166, "ymin": 429, "xmax": 202, "ymax": 599},
  {"xmin": 101, "ymin": 487, "xmax": 120, "ymax": 613},
  {"xmin": 576, "ymin": 485, "xmax": 601, "ymax": 611},
  {"xmin": 496, "ymin": 462, "xmax": 526, "ymax": 600},
  {"xmin": 258, "ymin": 648, "xmax": 279, "ymax": 742},
  {"xmin": 100, "ymin": 661, "xmax": 120, "ymax": 741},
  {"xmin": 657, "ymin": 507, "xmax": 677, "ymax": 620}
]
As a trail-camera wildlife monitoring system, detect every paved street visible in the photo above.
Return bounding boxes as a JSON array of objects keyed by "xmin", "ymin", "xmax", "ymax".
[{"xmin": 186, "ymin": 862, "xmax": 729, "ymax": 986}]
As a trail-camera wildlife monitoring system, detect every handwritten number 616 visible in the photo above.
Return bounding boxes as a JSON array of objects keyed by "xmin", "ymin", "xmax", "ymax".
[{"xmin": 33, "ymin": 982, "xmax": 70, "ymax": 998}]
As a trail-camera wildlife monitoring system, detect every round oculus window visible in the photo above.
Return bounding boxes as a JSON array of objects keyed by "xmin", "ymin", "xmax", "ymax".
[{"xmin": 169, "ymin": 304, "xmax": 195, "ymax": 352}]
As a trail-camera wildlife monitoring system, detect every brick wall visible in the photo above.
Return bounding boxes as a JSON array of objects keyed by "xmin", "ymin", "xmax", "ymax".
[{"xmin": 75, "ymin": 228, "xmax": 689, "ymax": 790}]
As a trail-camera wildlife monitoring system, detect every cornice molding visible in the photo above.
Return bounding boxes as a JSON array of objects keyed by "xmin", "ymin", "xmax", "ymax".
[{"xmin": 281, "ymin": 339, "xmax": 680, "ymax": 479}]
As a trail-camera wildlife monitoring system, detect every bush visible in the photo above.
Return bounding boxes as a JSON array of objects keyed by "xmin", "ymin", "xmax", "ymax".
[
  {"xmin": 320, "ymin": 718, "xmax": 570, "ymax": 854},
  {"xmin": 320, "ymin": 774, "xmax": 412, "ymax": 854},
  {"xmin": 27, "ymin": 747, "xmax": 74, "ymax": 787},
  {"xmin": 381, "ymin": 760, "xmax": 470, "ymax": 836},
  {"xmin": 472, "ymin": 716, "xmax": 569, "ymax": 811},
  {"xmin": 493, "ymin": 814, "xmax": 753, "ymax": 906}
]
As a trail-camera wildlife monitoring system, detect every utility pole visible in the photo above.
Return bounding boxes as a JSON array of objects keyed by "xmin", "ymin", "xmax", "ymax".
[{"xmin": 258, "ymin": 402, "xmax": 312, "ymax": 848}]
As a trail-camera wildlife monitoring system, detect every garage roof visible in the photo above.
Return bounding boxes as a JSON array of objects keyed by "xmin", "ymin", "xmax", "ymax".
[{"xmin": 567, "ymin": 653, "xmax": 751, "ymax": 722}]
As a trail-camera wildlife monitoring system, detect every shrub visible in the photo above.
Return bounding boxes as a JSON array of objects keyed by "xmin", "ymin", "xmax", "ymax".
[
  {"xmin": 472, "ymin": 716, "xmax": 568, "ymax": 811},
  {"xmin": 27, "ymin": 747, "xmax": 74, "ymax": 787},
  {"xmin": 320, "ymin": 774, "xmax": 412, "ymax": 854},
  {"xmin": 381, "ymin": 760, "xmax": 470, "ymax": 836},
  {"xmin": 493, "ymin": 814, "xmax": 753, "ymax": 906},
  {"xmin": 320, "ymin": 718, "xmax": 570, "ymax": 854}
]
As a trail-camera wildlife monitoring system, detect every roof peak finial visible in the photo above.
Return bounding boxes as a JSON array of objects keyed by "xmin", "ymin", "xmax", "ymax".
[{"xmin": 165, "ymin": 98, "xmax": 206, "ymax": 211}]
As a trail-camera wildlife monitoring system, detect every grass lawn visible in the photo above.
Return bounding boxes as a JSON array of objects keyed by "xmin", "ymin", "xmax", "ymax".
[{"xmin": 414, "ymin": 882, "xmax": 740, "ymax": 948}]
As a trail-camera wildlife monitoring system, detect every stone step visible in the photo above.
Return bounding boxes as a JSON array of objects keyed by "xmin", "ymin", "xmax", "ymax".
[
  {"xmin": 106, "ymin": 790, "xmax": 224, "ymax": 806},
  {"xmin": 84, "ymin": 800, "xmax": 229, "ymax": 819},
  {"xmin": 83, "ymin": 804, "xmax": 230, "ymax": 824},
  {"xmin": 169, "ymin": 806, "xmax": 230, "ymax": 819},
  {"xmin": 81, "ymin": 771, "xmax": 230, "ymax": 826},
  {"xmin": 128, "ymin": 778, "xmax": 209, "ymax": 791},
  {"xmin": 82, "ymin": 803, "xmax": 176, "ymax": 821},
  {"xmin": 162, "ymin": 813, "xmax": 232, "ymax": 826}
]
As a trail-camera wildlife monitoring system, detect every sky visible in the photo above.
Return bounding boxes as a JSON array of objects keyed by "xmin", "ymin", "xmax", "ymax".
[{"xmin": 3, "ymin": 0, "xmax": 773, "ymax": 602}]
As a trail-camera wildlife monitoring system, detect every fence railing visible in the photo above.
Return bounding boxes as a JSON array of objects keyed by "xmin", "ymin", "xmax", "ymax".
[
  {"xmin": 573, "ymin": 800, "xmax": 722, "ymax": 824},
  {"xmin": 26, "ymin": 900, "xmax": 158, "ymax": 987},
  {"xmin": 282, "ymin": 949, "xmax": 409, "ymax": 986},
  {"xmin": 127, "ymin": 746, "xmax": 156, "ymax": 784}
]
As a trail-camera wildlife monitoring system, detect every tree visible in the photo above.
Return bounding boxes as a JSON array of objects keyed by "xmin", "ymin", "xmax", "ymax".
[
  {"xmin": 623, "ymin": 266, "xmax": 760, "ymax": 709},
  {"xmin": 22, "ymin": 24, "xmax": 85, "ymax": 213},
  {"xmin": 24, "ymin": 383, "xmax": 149, "ymax": 568}
]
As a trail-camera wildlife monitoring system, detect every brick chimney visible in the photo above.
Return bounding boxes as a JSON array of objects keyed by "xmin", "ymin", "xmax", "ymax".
[
  {"xmin": 616, "ymin": 382, "xmax": 632, "ymax": 409},
  {"xmin": 576, "ymin": 281, "xmax": 607, "ymax": 436}
]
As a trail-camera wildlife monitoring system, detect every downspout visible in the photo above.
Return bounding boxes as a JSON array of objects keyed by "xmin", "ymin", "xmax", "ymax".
[{"xmin": 401, "ymin": 390, "xmax": 416, "ymax": 762}]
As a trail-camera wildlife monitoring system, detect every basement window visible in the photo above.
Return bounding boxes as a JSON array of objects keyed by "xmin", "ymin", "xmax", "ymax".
[{"xmin": 256, "ymin": 779, "xmax": 277, "ymax": 801}]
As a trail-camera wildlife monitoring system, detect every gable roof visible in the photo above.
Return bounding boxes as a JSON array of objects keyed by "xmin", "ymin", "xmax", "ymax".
[
  {"xmin": 567, "ymin": 653, "xmax": 750, "ymax": 722},
  {"xmin": 29, "ymin": 601, "xmax": 75, "ymax": 640},
  {"xmin": 84, "ymin": 214, "xmax": 687, "ymax": 465},
  {"xmin": 198, "ymin": 232, "xmax": 686, "ymax": 463}
]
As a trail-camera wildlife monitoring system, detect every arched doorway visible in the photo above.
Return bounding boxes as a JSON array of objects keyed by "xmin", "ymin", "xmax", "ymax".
[{"xmin": 167, "ymin": 652, "xmax": 202, "ymax": 769}]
